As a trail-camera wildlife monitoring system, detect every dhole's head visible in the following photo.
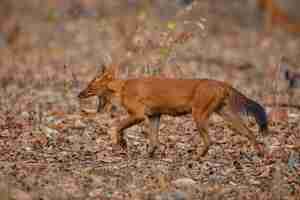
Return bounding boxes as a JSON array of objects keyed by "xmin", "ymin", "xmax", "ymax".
[{"xmin": 78, "ymin": 64, "xmax": 117, "ymax": 99}]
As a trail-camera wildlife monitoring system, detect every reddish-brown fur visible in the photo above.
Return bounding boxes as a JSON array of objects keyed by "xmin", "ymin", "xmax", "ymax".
[{"xmin": 79, "ymin": 65, "xmax": 268, "ymax": 159}]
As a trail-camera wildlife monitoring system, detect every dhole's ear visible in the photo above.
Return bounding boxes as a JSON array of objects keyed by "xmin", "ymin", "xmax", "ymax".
[
  {"xmin": 97, "ymin": 64, "xmax": 106, "ymax": 76},
  {"xmin": 99, "ymin": 64, "xmax": 106, "ymax": 74}
]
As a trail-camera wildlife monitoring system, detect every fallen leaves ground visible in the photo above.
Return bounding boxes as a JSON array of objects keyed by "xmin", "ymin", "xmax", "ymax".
[{"xmin": 0, "ymin": 1, "xmax": 299, "ymax": 199}]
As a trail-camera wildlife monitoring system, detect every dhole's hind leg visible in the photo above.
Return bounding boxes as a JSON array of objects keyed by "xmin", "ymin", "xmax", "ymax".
[
  {"xmin": 218, "ymin": 108, "xmax": 263, "ymax": 155},
  {"xmin": 192, "ymin": 95, "xmax": 222, "ymax": 159},
  {"xmin": 147, "ymin": 115, "xmax": 161, "ymax": 157},
  {"xmin": 111, "ymin": 114, "xmax": 145, "ymax": 150}
]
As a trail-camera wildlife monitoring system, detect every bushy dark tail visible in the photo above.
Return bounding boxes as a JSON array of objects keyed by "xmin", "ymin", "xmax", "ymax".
[{"xmin": 229, "ymin": 90, "xmax": 268, "ymax": 134}]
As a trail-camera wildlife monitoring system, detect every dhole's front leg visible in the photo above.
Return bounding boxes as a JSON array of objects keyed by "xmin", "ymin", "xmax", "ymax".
[
  {"xmin": 111, "ymin": 114, "xmax": 145, "ymax": 150},
  {"xmin": 147, "ymin": 115, "xmax": 161, "ymax": 157}
]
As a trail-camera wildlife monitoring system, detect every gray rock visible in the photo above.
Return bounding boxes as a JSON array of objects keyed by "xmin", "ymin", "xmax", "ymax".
[
  {"xmin": 172, "ymin": 178, "xmax": 197, "ymax": 188},
  {"xmin": 154, "ymin": 190, "xmax": 188, "ymax": 200}
]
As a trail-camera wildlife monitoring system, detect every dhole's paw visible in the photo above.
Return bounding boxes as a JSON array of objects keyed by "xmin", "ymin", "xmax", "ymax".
[
  {"xmin": 109, "ymin": 127, "xmax": 127, "ymax": 150},
  {"xmin": 196, "ymin": 148, "xmax": 209, "ymax": 159},
  {"xmin": 188, "ymin": 147, "xmax": 208, "ymax": 161},
  {"xmin": 119, "ymin": 138, "xmax": 127, "ymax": 150},
  {"xmin": 147, "ymin": 145, "xmax": 158, "ymax": 158},
  {"xmin": 256, "ymin": 143, "xmax": 266, "ymax": 157},
  {"xmin": 192, "ymin": 153, "xmax": 206, "ymax": 161},
  {"xmin": 187, "ymin": 146, "xmax": 208, "ymax": 160}
]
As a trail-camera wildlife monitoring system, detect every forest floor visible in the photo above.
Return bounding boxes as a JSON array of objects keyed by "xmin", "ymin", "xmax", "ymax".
[{"xmin": 0, "ymin": 0, "xmax": 299, "ymax": 199}]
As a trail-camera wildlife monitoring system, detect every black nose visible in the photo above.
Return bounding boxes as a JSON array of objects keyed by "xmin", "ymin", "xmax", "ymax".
[{"xmin": 78, "ymin": 91, "xmax": 85, "ymax": 98}]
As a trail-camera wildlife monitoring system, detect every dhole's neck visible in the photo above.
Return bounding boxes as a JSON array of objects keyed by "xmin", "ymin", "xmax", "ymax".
[{"xmin": 107, "ymin": 79, "xmax": 126, "ymax": 97}]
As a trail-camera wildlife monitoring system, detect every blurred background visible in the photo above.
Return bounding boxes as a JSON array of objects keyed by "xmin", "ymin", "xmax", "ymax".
[
  {"xmin": 1, "ymin": 0, "xmax": 300, "ymax": 122},
  {"xmin": 1, "ymin": 0, "xmax": 300, "ymax": 81},
  {"xmin": 0, "ymin": 1, "xmax": 300, "ymax": 199}
]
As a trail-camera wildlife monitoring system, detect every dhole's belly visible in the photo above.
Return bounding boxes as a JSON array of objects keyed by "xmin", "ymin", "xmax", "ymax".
[{"xmin": 143, "ymin": 100, "xmax": 192, "ymax": 116}]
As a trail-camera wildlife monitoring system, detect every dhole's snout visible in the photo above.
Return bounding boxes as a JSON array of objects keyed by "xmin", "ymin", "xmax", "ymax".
[{"xmin": 78, "ymin": 89, "xmax": 91, "ymax": 99}]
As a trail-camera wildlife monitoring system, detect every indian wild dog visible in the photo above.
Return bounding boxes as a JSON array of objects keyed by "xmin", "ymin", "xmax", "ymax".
[{"xmin": 78, "ymin": 64, "xmax": 268, "ymax": 159}]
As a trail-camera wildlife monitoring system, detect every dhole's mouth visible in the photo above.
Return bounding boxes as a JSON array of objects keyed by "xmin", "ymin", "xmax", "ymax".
[{"xmin": 78, "ymin": 91, "xmax": 92, "ymax": 98}]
